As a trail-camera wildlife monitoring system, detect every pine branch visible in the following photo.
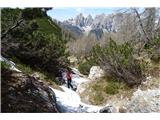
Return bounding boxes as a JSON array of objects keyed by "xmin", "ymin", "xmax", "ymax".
[{"xmin": 1, "ymin": 19, "xmax": 23, "ymax": 39}]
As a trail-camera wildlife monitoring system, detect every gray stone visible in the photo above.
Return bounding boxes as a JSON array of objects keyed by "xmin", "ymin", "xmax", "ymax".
[
  {"xmin": 32, "ymin": 72, "xmax": 40, "ymax": 79},
  {"xmin": 99, "ymin": 105, "xmax": 117, "ymax": 113},
  {"xmin": 126, "ymin": 89, "xmax": 160, "ymax": 113},
  {"xmin": 1, "ymin": 69, "xmax": 59, "ymax": 113},
  {"xmin": 88, "ymin": 66, "xmax": 105, "ymax": 80}
]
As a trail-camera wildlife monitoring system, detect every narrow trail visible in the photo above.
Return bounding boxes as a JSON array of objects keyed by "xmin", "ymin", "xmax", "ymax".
[{"xmin": 50, "ymin": 73, "xmax": 103, "ymax": 113}]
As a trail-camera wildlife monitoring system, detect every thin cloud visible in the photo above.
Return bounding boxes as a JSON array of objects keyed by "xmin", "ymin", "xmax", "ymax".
[{"xmin": 76, "ymin": 8, "xmax": 83, "ymax": 12}]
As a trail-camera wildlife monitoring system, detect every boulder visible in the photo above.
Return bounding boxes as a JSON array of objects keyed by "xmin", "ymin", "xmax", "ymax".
[
  {"xmin": 99, "ymin": 105, "xmax": 117, "ymax": 113},
  {"xmin": 118, "ymin": 106, "xmax": 127, "ymax": 113},
  {"xmin": 88, "ymin": 66, "xmax": 105, "ymax": 80},
  {"xmin": 126, "ymin": 89, "xmax": 160, "ymax": 113},
  {"xmin": 1, "ymin": 69, "xmax": 59, "ymax": 113},
  {"xmin": 68, "ymin": 56, "xmax": 78, "ymax": 66},
  {"xmin": 31, "ymin": 72, "xmax": 40, "ymax": 79}
]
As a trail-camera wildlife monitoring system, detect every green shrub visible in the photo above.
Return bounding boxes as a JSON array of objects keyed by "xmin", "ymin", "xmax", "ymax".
[
  {"xmin": 1, "ymin": 8, "xmax": 69, "ymax": 78},
  {"xmin": 86, "ymin": 75, "xmax": 129, "ymax": 105},
  {"xmin": 92, "ymin": 91, "xmax": 104, "ymax": 105},
  {"xmin": 16, "ymin": 63, "xmax": 33, "ymax": 74},
  {"xmin": 90, "ymin": 38, "xmax": 145, "ymax": 86},
  {"xmin": 150, "ymin": 37, "xmax": 160, "ymax": 63},
  {"xmin": 1, "ymin": 61, "xmax": 11, "ymax": 70},
  {"xmin": 78, "ymin": 61, "xmax": 92, "ymax": 75},
  {"xmin": 104, "ymin": 81, "xmax": 119, "ymax": 95},
  {"xmin": 144, "ymin": 37, "xmax": 160, "ymax": 63},
  {"xmin": 151, "ymin": 53, "xmax": 160, "ymax": 63},
  {"xmin": 144, "ymin": 36, "xmax": 160, "ymax": 50},
  {"xmin": 92, "ymin": 83, "xmax": 103, "ymax": 91}
]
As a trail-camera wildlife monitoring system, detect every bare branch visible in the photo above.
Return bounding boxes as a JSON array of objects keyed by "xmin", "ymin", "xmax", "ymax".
[{"xmin": 133, "ymin": 8, "xmax": 151, "ymax": 42}]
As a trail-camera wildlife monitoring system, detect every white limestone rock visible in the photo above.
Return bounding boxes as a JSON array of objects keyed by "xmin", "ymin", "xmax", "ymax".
[
  {"xmin": 126, "ymin": 89, "xmax": 160, "ymax": 113},
  {"xmin": 88, "ymin": 66, "xmax": 105, "ymax": 80}
]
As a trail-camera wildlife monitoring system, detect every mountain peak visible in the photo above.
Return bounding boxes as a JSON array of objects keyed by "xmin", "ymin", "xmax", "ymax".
[
  {"xmin": 61, "ymin": 13, "xmax": 121, "ymax": 39},
  {"xmin": 87, "ymin": 14, "xmax": 92, "ymax": 18},
  {"xmin": 75, "ymin": 13, "xmax": 85, "ymax": 27},
  {"xmin": 78, "ymin": 13, "xmax": 84, "ymax": 17},
  {"xmin": 85, "ymin": 14, "xmax": 93, "ymax": 26}
]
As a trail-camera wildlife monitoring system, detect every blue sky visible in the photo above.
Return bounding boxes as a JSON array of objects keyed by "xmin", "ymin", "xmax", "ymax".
[{"xmin": 47, "ymin": 7, "xmax": 124, "ymax": 21}]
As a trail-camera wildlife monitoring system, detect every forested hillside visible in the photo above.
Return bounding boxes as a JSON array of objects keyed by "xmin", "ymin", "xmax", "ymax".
[
  {"xmin": 1, "ymin": 8, "xmax": 69, "ymax": 77},
  {"xmin": 1, "ymin": 8, "xmax": 69, "ymax": 112}
]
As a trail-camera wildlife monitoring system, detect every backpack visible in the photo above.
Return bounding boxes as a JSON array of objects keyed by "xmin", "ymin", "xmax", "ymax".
[{"xmin": 66, "ymin": 72, "xmax": 71, "ymax": 80}]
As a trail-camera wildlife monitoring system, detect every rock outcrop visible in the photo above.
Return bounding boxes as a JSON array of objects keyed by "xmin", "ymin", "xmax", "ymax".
[
  {"xmin": 126, "ymin": 89, "xmax": 160, "ymax": 113},
  {"xmin": 88, "ymin": 66, "xmax": 105, "ymax": 80},
  {"xmin": 1, "ymin": 69, "xmax": 59, "ymax": 113}
]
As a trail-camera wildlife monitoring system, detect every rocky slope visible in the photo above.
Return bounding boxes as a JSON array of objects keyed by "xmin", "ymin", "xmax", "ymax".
[
  {"xmin": 1, "ymin": 68, "xmax": 59, "ymax": 113},
  {"xmin": 125, "ymin": 89, "xmax": 160, "ymax": 113},
  {"xmin": 1, "ymin": 55, "xmax": 159, "ymax": 113},
  {"xmin": 77, "ymin": 66, "xmax": 160, "ymax": 113}
]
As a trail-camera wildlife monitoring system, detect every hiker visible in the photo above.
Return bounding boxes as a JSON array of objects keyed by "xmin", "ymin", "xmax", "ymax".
[{"xmin": 66, "ymin": 70, "xmax": 73, "ymax": 89}]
